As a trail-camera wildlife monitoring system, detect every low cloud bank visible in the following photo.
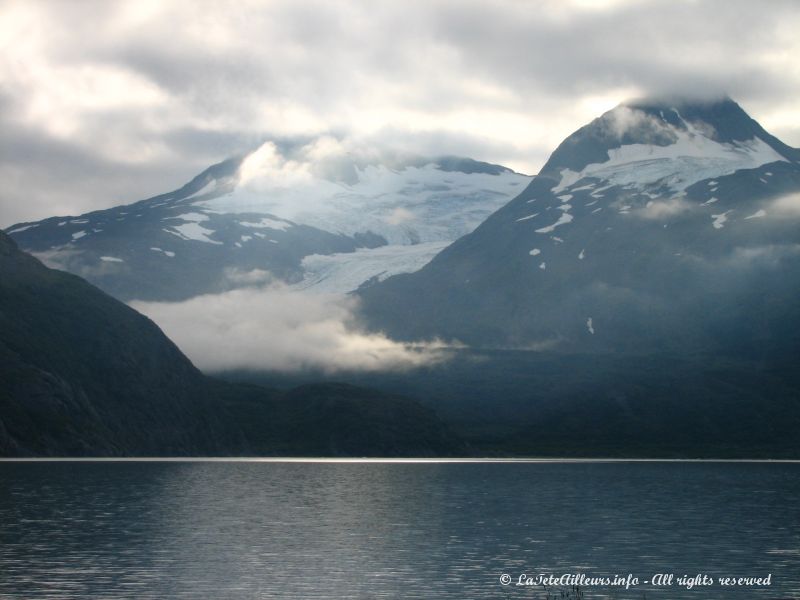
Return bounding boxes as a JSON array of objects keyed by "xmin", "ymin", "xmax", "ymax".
[{"xmin": 131, "ymin": 283, "xmax": 453, "ymax": 373}]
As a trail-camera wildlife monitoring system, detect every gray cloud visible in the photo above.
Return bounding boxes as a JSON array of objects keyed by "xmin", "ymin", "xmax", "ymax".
[{"xmin": 2, "ymin": 0, "xmax": 799, "ymax": 227}]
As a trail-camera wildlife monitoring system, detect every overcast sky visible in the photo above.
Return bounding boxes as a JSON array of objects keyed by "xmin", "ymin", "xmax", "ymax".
[{"xmin": 1, "ymin": 0, "xmax": 799, "ymax": 227}]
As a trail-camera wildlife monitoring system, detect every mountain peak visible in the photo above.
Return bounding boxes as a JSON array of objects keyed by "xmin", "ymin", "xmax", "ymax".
[
  {"xmin": 537, "ymin": 95, "xmax": 793, "ymax": 188},
  {"xmin": 358, "ymin": 93, "xmax": 800, "ymax": 352}
]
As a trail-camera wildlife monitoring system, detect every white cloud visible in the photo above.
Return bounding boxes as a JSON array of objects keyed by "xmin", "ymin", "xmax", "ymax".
[
  {"xmin": 130, "ymin": 283, "xmax": 455, "ymax": 373},
  {"xmin": 1, "ymin": 0, "xmax": 800, "ymax": 226},
  {"xmin": 771, "ymin": 192, "xmax": 800, "ymax": 215},
  {"xmin": 635, "ymin": 198, "xmax": 691, "ymax": 220}
]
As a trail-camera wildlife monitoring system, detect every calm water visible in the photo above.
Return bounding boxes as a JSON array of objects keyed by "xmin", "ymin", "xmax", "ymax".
[{"xmin": 0, "ymin": 460, "xmax": 798, "ymax": 599}]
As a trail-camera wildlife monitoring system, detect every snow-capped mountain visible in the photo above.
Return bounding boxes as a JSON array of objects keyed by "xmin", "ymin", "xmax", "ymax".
[
  {"xmin": 6, "ymin": 142, "xmax": 530, "ymax": 301},
  {"xmin": 359, "ymin": 98, "xmax": 800, "ymax": 356}
]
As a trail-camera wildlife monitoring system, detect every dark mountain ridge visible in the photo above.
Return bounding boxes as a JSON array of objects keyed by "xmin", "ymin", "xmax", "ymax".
[{"xmin": 0, "ymin": 231, "xmax": 462, "ymax": 456}]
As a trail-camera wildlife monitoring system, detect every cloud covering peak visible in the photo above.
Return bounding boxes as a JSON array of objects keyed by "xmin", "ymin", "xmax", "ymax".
[{"xmin": 2, "ymin": 0, "xmax": 800, "ymax": 226}]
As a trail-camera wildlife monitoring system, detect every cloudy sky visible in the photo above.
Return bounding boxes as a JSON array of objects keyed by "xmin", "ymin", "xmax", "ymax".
[{"xmin": 2, "ymin": 0, "xmax": 799, "ymax": 227}]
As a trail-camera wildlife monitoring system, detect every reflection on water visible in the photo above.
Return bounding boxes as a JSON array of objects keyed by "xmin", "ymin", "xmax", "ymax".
[{"xmin": 0, "ymin": 461, "xmax": 798, "ymax": 599}]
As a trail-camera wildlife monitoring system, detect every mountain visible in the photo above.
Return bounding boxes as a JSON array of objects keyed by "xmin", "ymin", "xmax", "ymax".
[
  {"xmin": 0, "ymin": 231, "xmax": 462, "ymax": 456},
  {"xmin": 5, "ymin": 143, "xmax": 529, "ymax": 301},
  {"xmin": 359, "ymin": 97, "xmax": 800, "ymax": 359}
]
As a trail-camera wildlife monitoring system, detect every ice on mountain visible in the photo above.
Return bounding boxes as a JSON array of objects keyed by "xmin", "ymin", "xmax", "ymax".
[
  {"xmin": 551, "ymin": 236, "xmax": 564, "ymax": 243},
  {"xmin": 241, "ymin": 235, "xmax": 253, "ymax": 242},
  {"xmin": 198, "ymin": 160, "xmax": 529, "ymax": 246},
  {"xmin": 516, "ymin": 213, "xmax": 539, "ymax": 222},
  {"xmin": 558, "ymin": 204, "xmax": 572, "ymax": 211},
  {"xmin": 100, "ymin": 256, "xmax": 123, "ymax": 262},
  {"xmin": 592, "ymin": 207, "xmax": 603, "ymax": 213},
  {"xmin": 557, "ymin": 194, "xmax": 573, "ymax": 202},
  {"xmin": 702, "ymin": 197, "xmax": 718, "ymax": 205},
  {"xmin": 71, "ymin": 231, "xmax": 86, "ymax": 240},
  {"xmin": 292, "ymin": 241, "xmax": 449, "ymax": 294},
  {"xmin": 745, "ymin": 209, "xmax": 766, "ymax": 220}
]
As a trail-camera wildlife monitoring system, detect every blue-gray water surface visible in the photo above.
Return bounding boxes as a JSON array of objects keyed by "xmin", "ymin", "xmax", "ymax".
[{"xmin": 0, "ymin": 461, "xmax": 798, "ymax": 599}]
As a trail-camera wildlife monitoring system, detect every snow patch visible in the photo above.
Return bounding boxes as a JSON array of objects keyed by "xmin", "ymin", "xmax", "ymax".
[
  {"xmin": 6, "ymin": 223, "xmax": 38, "ymax": 234},
  {"xmin": 539, "ymin": 262, "xmax": 546, "ymax": 270},
  {"xmin": 100, "ymin": 256, "xmax": 123, "ymax": 262},
  {"xmin": 150, "ymin": 247, "xmax": 176, "ymax": 257},
  {"xmin": 172, "ymin": 212, "xmax": 210, "ymax": 223},
  {"xmin": 239, "ymin": 217, "xmax": 292, "ymax": 231},
  {"xmin": 745, "ymin": 209, "xmax": 766, "ymax": 220},
  {"xmin": 71, "ymin": 231, "xmax": 86, "ymax": 240},
  {"xmin": 552, "ymin": 116, "xmax": 787, "ymax": 194},
  {"xmin": 529, "ymin": 248, "xmax": 541, "ymax": 256},
  {"xmin": 587, "ymin": 318, "xmax": 595, "ymax": 335},
  {"xmin": 578, "ymin": 249, "xmax": 585, "ymax": 260},
  {"xmin": 516, "ymin": 213, "xmax": 539, "ymax": 222},
  {"xmin": 535, "ymin": 212, "xmax": 573, "ymax": 234},
  {"xmin": 711, "ymin": 211, "xmax": 732, "ymax": 229},
  {"xmin": 169, "ymin": 222, "xmax": 223, "ymax": 245}
]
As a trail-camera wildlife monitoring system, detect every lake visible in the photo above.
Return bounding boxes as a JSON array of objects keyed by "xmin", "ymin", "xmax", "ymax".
[{"xmin": 1, "ymin": 460, "xmax": 798, "ymax": 599}]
